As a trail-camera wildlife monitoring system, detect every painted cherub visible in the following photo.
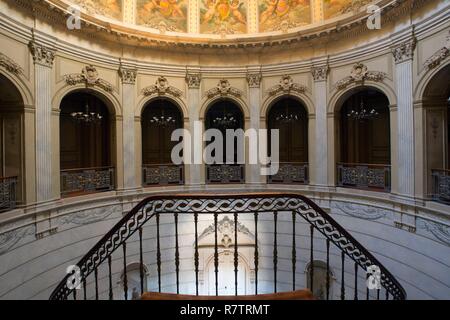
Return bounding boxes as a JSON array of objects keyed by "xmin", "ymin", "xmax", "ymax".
[
  {"xmin": 230, "ymin": 0, "xmax": 246, "ymax": 25},
  {"xmin": 202, "ymin": 0, "xmax": 217, "ymax": 24},
  {"xmin": 167, "ymin": 0, "xmax": 185, "ymax": 18},
  {"xmin": 260, "ymin": 0, "xmax": 278, "ymax": 25}
]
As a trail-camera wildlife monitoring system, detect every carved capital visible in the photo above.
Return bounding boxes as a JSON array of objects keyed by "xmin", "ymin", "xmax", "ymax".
[
  {"xmin": 185, "ymin": 73, "xmax": 202, "ymax": 89},
  {"xmin": 64, "ymin": 65, "xmax": 113, "ymax": 92},
  {"xmin": 391, "ymin": 38, "xmax": 417, "ymax": 64},
  {"xmin": 246, "ymin": 73, "xmax": 262, "ymax": 88},
  {"xmin": 142, "ymin": 76, "xmax": 183, "ymax": 97},
  {"xmin": 119, "ymin": 67, "xmax": 137, "ymax": 85},
  {"xmin": 267, "ymin": 75, "xmax": 306, "ymax": 96},
  {"xmin": 334, "ymin": 63, "xmax": 387, "ymax": 90},
  {"xmin": 311, "ymin": 66, "xmax": 329, "ymax": 82},
  {"xmin": 205, "ymin": 79, "xmax": 243, "ymax": 99},
  {"xmin": 0, "ymin": 53, "xmax": 23, "ymax": 75},
  {"xmin": 28, "ymin": 41, "xmax": 55, "ymax": 67}
]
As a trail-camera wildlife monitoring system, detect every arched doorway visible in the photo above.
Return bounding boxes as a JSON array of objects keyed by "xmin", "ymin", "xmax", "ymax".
[
  {"xmin": 59, "ymin": 91, "xmax": 115, "ymax": 197},
  {"xmin": 205, "ymin": 100, "xmax": 245, "ymax": 184},
  {"xmin": 336, "ymin": 88, "xmax": 391, "ymax": 192},
  {"xmin": 422, "ymin": 65, "xmax": 450, "ymax": 203},
  {"xmin": 141, "ymin": 99, "xmax": 184, "ymax": 186},
  {"xmin": 0, "ymin": 74, "xmax": 24, "ymax": 210},
  {"xmin": 267, "ymin": 97, "xmax": 309, "ymax": 184}
]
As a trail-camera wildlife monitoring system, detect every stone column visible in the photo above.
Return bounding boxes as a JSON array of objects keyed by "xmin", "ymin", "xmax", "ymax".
[
  {"xmin": 119, "ymin": 66, "xmax": 138, "ymax": 191},
  {"xmin": 311, "ymin": 65, "xmax": 329, "ymax": 187},
  {"xmin": 392, "ymin": 38, "xmax": 416, "ymax": 199},
  {"xmin": 246, "ymin": 70, "xmax": 262, "ymax": 184},
  {"xmin": 29, "ymin": 40, "xmax": 56, "ymax": 203},
  {"xmin": 186, "ymin": 71, "xmax": 203, "ymax": 185}
]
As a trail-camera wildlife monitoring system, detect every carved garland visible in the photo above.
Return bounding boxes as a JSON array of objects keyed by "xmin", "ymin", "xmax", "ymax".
[
  {"xmin": 0, "ymin": 53, "xmax": 23, "ymax": 75},
  {"xmin": 334, "ymin": 63, "xmax": 387, "ymax": 90},
  {"xmin": 205, "ymin": 79, "xmax": 243, "ymax": 98},
  {"xmin": 64, "ymin": 65, "xmax": 114, "ymax": 92},
  {"xmin": 267, "ymin": 75, "xmax": 306, "ymax": 96},
  {"xmin": 142, "ymin": 76, "xmax": 183, "ymax": 97}
]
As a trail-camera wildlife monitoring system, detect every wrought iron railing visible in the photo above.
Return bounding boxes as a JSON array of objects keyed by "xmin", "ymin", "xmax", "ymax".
[
  {"xmin": 206, "ymin": 164, "xmax": 245, "ymax": 184},
  {"xmin": 268, "ymin": 162, "xmax": 309, "ymax": 184},
  {"xmin": 337, "ymin": 163, "xmax": 391, "ymax": 192},
  {"xmin": 431, "ymin": 169, "xmax": 450, "ymax": 204},
  {"xmin": 49, "ymin": 193, "xmax": 406, "ymax": 300},
  {"xmin": 143, "ymin": 164, "xmax": 184, "ymax": 186},
  {"xmin": 60, "ymin": 167, "xmax": 115, "ymax": 197},
  {"xmin": 0, "ymin": 176, "xmax": 17, "ymax": 212}
]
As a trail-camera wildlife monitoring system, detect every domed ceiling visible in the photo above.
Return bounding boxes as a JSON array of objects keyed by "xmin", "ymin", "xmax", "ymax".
[{"xmin": 58, "ymin": 0, "xmax": 378, "ymax": 37}]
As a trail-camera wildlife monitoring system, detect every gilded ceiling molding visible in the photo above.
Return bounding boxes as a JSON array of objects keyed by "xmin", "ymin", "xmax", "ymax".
[
  {"xmin": 391, "ymin": 38, "xmax": 417, "ymax": 64},
  {"xmin": 119, "ymin": 67, "xmax": 137, "ymax": 85},
  {"xmin": 142, "ymin": 76, "xmax": 183, "ymax": 97},
  {"xmin": 311, "ymin": 66, "xmax": 329, "ymax": 82},
  {"xmin": 205, "ymin": 79, "xmax": 243, "ymax": 99},
  {"xmin": 334, "ymin": 63, "xmax": 387, "ymax": 90},
  {"xmin": 0, "ymin": 53, "xmax": 23, "ymax": 75},
  {"xmin": 267, "ymin": 75, "xmax": 306, "ymax": 96},
  {"xmin": 246, "ymin": 73, "xmax": 262, "ymax": 88},
  {"xmin": 28, "ymin": 41, "xmax": 55, "ymax": 67},
  {"xmin": 64, "ymin": 65, "xmax": 114, "ymax": 92},
  {"xmin": 185, "ymin": 73, "xmax": 202, "ymax": 89}
]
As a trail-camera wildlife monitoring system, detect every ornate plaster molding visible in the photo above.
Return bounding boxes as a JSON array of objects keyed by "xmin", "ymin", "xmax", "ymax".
[
  {"xmin": 199, "ymin": 215, "xmax": 254, "ymax": 247},
  {"xmin": 311, "ymin": 66, "xmax": 329, "ymax": 82},
  {"xmin": 246, "ymin": 73, "xmax": 262, "ymax": 88},
  {"xmin": 417, "ymin": 218, "xmax": 450, "ymax": 246},
  {"xmin": 28, "ymin": 41, "xmax": 55, "ymax": 67},
  {"xmin": 118, "ymin": 67, "xmax": 137, "ymax": 85},
  {"xmin": 58, "ymin": 205, "xmax": 121, "ymax": 226},
  {"xmin": 0, "ymin": 53, "xmax": 23, "ymax": 75},
  {"xmin": 391, "ymin": 38, "xmax": 417, "ymax": 64},
  {"xmin": 423, "ymin": 47, "xmax": 450, "ymax": 71},
  {"xmin": 334, "ymin": 63, "xmax": 387, "ymax": 90},
  {"xmin": 331, "ymin": 201, "xmax": 390, "ymax": 221},
  {"xmin": 185, "ymin": 73, "xmax": 202, "ymax": 89},
  {"xmin": 64, "ymin": 65, "xmax": 114, "ymax": 92},
  {"xmin": 142, "ymin": 76, "xmax": 183, "ymax": 97},
  {"xmin": 267, "ymin": 75, "xmax": 306, "ymax": 96},
  {"xmin": 205, "ymin": 79, "xmax": 243, "ymax": 99}
]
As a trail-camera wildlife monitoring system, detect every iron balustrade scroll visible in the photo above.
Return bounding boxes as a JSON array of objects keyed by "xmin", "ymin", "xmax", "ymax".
[
  {"xmin": 337, "ymin": 163, "xmax": 391, "ymax": 192},
  {"xmin": 268, "ymin": 162, "xmax": 309, "ymax": 184},
  {"xmin": 60, "ymin": 167, "xmax": 115, "ymax": 196},
  {"xmin": 0, "ymin": 176, "xmax": 17, "ymax": 212},
  {"xmin": 143, "ymin": 164, "xmax": 184, "ymax": 186},
  {"xmin": 206, "ymin": 164, "xmax": 245, "ymax": 184},
  {"xmin": 431, "ymin": 169, "xmax": 450, "ymax": 204},
  {"xmin": 49, "ymin": 193, "xmax": 406, "ymax": 301}
]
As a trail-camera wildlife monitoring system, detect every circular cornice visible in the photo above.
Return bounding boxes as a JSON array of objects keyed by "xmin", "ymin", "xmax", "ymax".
[{"xmin": 24, "ymin": 0, "xmax": 414, "ymax": 49}]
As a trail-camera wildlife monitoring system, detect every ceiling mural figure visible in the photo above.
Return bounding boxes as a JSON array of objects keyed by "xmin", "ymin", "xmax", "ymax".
[
  {"xmin": 323, "ymin": 0, "xmax": 373, "ymax": 20},
  {"xmin": 259, "ymin": 0, "xmax": 311, "ymax": 32},
  {"xmin": 200, "ymin": 0, "xmax": 248, "ymax": 34},
  {"xmin": 69, "ymin": 0, "xmax": 123, "ymax": 20},
  {"xmin": 137, "ymin": 0, "xmax": 188, "ymax": 32}
]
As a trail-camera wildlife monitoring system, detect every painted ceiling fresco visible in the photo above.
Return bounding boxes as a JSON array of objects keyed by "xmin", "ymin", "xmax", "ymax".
[
  {"xmin": 323, "ymin": 0, "xmax": 373, "ymax": 20},
  {"xmin": 259, "ymin": 0, "xmax": 311, "ymax": 32},
  {"xmin": 70, "ymin": 0, "xmax": 123, "ymax": 20},
  {"xmin": 137, "ymin": 0, "xmax": 188, "ymax": 32},
  {"xmin": 200, "ymin": 0, "xmax": 247, "ymax": 34}
]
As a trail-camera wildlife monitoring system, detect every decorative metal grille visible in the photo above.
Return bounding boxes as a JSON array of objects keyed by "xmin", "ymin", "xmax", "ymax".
[
  {"xmin": 206, "ymin": 164, "xmax": 245, "ymax": 184},
  {"xmin": 49, "ymin": 193, "xmax": 406, "ymax": 301},
  {"xmin": 143, "ymin": 164, "xmax": 184, "ymax": 186},
  {"xmin": 0, "ymin": 176, "xmax": 17, "ymax": 212},
  {"xmin": 268, "ymin": 163, "xmax": 309, "ymax": 184},
  {"xmin": 60, "ymin": 167, "xmax": 115, "ymax": 196},
  {"xmin": 337, "ymin": 163, "xmax": 391, "ymax": 192},
  {"xmin": 432, "ymin": 169, "xmax": 450, "ymax": 204}
]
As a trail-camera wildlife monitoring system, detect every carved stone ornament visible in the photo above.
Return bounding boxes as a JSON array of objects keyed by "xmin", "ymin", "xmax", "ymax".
[
  {"xmin": 391, "ymin": 38, "xmax": 417, "ymax": 64},
  {"xmin": 335, "ymin": 63, "xmax": 387, "ymax": 90},
  {"xmin": 0, "ymin": 53, "xmax": 22, "ymax": 75},
  {"xmin": 186, "ymin": 73, "xmax": 202, "ymax": 89},
  {"xmin": 28, "ymin": 41, "xmax": 55, "ymax": 67},
  {"xmin": 142, "ymin": 76, "xmax": 183, "ymax": 97},
  {"xmin": 199, "ymin": 216, "xmax": 253, "ymax": 248},
  {"xmin": 424, "ymin": 47, "xmax": 450, "ymax": 70},
  {"xmin": 205, "ymin": 79, "xmax": 243, "ymax": 98},
  {"xmin": 247, "ymin": 73, "xmax": 262, "ymax": 88},
  {"xmin": 64, "ymin": 65, "xmax": 113, "ymax": 92},
  {"xmin": 119, "ymin": 67, "xmax": 137, "ymax": 84},
  {"xmin": 311, "ymin": 66, "xmax": 329, "ymax": 81},
  {"xmin": 267, "ymin": 75, "xmax": 306, "ymax": 96}
]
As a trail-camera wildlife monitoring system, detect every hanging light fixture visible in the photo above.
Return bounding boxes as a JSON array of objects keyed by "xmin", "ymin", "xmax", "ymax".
[
  {"xmin": 150, "ymin": 114, "xmax": 176, "ymax": 126},
  {"xmin": 275, "ymin": 101, "xmax": 301, "ymax": 124},
  {"xmin": 213, "ymin": 114, "xmax": 237, "ymax": 128},
  {"xmin": 346, "ymin": 95, "xmax": 379, "ymax": 121},
  {"xmin": 71, "ymin": 101, "xmax": 103, "ymax": 124}
]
